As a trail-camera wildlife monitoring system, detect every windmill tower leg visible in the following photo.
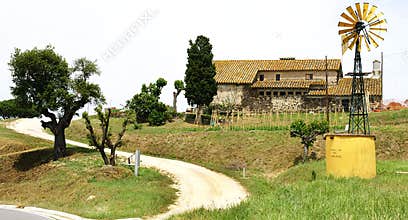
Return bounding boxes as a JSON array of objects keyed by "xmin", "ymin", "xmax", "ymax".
[{"xmin": 348, "ymin": 38, "xmax": 370, "ymax": 134}]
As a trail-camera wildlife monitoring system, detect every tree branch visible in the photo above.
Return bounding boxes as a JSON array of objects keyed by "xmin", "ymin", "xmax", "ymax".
[
  {"xmin": 113, "ymin": 118, "xmax": 129, "ymax": 148},
  {"xmin": 41, "ymin": 109, "xmax": 58, "ymax": 133}
]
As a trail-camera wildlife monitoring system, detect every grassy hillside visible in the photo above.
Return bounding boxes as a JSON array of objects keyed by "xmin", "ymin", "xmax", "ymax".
[
  {"xmin": 0, "ymin": 124, "xmax": 177, "ymax": 219},
  {"xmin": 65, "ymin": 109, "xmax": 408, "ymax": 219},
  {"xmin": 67, "ymin": 109, "xmax": 408, "ymax": 176},
  {"xmin": 172, "ymin": 160, "xmax": 408, "ymax": 219}
]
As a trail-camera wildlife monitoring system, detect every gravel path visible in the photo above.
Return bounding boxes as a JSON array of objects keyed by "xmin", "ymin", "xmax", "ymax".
[{"xmin": 7, "ymin": 118, "xmax": 248, "ymax": 219}]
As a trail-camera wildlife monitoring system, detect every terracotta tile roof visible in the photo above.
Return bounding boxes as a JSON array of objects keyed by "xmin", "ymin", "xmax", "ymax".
[
  {"xmin": 214, "ymin": 59, "xmax": 342, "ymax": 84},
  {"xmin": 308, "ymin": 78, "xmax": 382, "ymax": 96},
  {"xmin": 252, "ymin": 79, "xmax": 325, "ymax": 89}
]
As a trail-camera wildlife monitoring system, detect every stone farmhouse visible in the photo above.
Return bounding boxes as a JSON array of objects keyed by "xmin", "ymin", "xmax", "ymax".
[{"xmin": 212, "ymin": 58, "xmax": 382, "ymax": 112}]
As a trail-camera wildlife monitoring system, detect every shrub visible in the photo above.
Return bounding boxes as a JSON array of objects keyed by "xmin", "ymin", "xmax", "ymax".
[
  {"xmin": 0, "ymin": 99, "xmax": 38, "ymax": 119},
  {"xmin": 290, "ymin": 120, "xmax": 329, "ymax": 163},
  {"xmin": 127, "ymin": 78, "xmax": 170, "ymax": 126}
]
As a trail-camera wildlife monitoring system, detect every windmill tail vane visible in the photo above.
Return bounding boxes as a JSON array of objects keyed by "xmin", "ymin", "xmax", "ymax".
[{"xmin": 338, "ymin": 2, "xmax": 387, "ymax": 134}]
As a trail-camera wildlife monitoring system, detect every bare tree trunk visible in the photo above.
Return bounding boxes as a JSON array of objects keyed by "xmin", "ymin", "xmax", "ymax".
[
  {"xmin": 195, "ymin": 105, "xmax": 203, "ymax": 124},
  {"xmin": 173, "ymin": 91, "xmax": 178, "ymax": 112},
  {"xmin": 303, "ymin": 145, "xmax": 308, "ymax": 163},
  {"xmin": 53, "ymin": 128, "xmax": 67, "ymax": 160},
  {"xmin": 100, "ymin": 148, "xmax": 110, "ymax": 165},
  {"xmin": 110, "ymin": 148, "xmax": 116, "ymax": 166}
]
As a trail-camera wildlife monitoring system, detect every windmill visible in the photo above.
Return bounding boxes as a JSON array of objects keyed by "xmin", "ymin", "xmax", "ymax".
[{"xmin": 338, "ymin": 2, "xmax": 387, "ymax": 134}]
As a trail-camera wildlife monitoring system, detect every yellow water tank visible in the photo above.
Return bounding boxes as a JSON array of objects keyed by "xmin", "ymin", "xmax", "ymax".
[{"xmin": 325, "ymin": 134, "xmax": 376, "ymax": 179}]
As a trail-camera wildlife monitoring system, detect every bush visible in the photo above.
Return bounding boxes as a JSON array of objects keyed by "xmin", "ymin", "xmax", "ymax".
[
  {"xmin": 184, "ymin": 113, "xmax": 211, "ymax": 125},
  {"xmin": 290, "ymin": 120, "xmax": 329, "ymax": 162},
  {"xmin": 0, "ymin": 99, "xmax": 38, "ymax": 119},
  {"xmin": 184, "ymin": 113, "xmax": 196, "ymax": 124},
  {"xmin": 133, "ymin": 122, "xmax": 143, "ymax": 130},
  {"xmin": 127, "ymin": 78, "xmax": 170, "ymax": 126},
  {"xmin": 148, "ymin": 109, "xmax": 166, "ymax": 126}
]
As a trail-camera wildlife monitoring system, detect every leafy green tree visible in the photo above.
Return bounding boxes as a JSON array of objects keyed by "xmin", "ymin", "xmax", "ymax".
[
  {"xmin": 127, "ymin": 78, "xmax": 170, "ymax": 126},
  {"xmin": 290, "ymin": 120, "xmax": 329, "ymax": 163},
  {"xmin": 173, "ymin": 80, "xmax": 184, "ymax": 113},
  {"xmin": 0, "ymin": 99, "xmax": 15, "ymax": 119},
  {"xmin": 9, "ymin": 46, "xmax": 104, "ymax": 159},
  {"xmin": 0, "ymin": 99, "xmax": 38, "ymax": 119},
  {"xmin": 83, "ymin": 106, "xmax": 131, "ymax": 166},
  {"xmin": 184, "ymin": 35, "xmax": 217, "ymax": 124}
]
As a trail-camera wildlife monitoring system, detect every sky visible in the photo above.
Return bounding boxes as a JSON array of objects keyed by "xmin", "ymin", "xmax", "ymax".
[{"xmin": 0, "ymin": 0, "xmax": 407, "ymax": 112}]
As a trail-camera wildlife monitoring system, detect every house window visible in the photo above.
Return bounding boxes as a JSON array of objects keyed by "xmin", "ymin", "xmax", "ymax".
[
  {"xmin": 259, "ymin": 90, "xmax": 264, "ymax": 96},
  {"xmin": 295, "ymin": 91, "xmax": 302, "ymax": 96},
  {"xmin": 266, "ymin": 91, "xmax": 271, "ymax": 96},
  {"xmin": 276, "ymin": 74, "xmax": 281, "ymax": 81},
  {"xmin": 273, "ymin": 91, "xmax": 278, "ymax": 96},
  {"xmin": 288, "ymin": 91, "xmax": 294, "ymax": 96},
  {"xmin": 279, "ymin": 91, "xmax": 286, "ymax": 96},
  {"xmin": 259, "ymin": 74, "xmax": 264, "ymax": 81},
  {"xmin": 306, "ymin": 74, "xmax": 313, "ymax": 80}
]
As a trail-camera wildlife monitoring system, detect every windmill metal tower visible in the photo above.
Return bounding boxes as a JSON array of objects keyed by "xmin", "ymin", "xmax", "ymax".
[{"xmin": 338, "ymin": 2, "xmax": 387, "ymax": 134}]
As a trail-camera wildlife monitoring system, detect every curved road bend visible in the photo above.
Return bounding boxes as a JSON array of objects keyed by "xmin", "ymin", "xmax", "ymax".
[{"xmin": 7, "ymin": 118, "xmax": 248, "ymax": 220}]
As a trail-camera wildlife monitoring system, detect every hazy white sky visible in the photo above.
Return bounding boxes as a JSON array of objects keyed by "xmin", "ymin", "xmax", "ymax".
[{"xmin": 1, "ymin": 0, "xmax": 407, "ymax": 111}]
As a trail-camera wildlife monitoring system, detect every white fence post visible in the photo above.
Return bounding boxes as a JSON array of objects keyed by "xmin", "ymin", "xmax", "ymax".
[{"xmin": 135, "ymin": 149, "xmax": 141, "ymax": 176}]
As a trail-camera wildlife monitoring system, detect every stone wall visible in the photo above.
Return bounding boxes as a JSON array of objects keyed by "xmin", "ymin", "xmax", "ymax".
[
  {"xmin": 212, "ymin": 84, "xmax": 249, "ymax": 106},
  {"xmin": 241, "ymin": 95, "xmax": 352, "ymax": 113},
  {"xmin": 212, "ymin": 84, "xmax": 381, "ymax": 113},
  {"xmin": 242, "ymin": 96, "xmax": 304, "ymax": 112}
]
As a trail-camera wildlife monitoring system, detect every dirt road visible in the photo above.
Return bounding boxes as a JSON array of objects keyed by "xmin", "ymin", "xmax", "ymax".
[{"xmin": 7, "ymin": 118, "xmax": 248, "ymax": 219}]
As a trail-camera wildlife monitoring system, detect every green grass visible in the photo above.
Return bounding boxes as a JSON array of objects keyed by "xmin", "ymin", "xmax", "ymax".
[
  {"xmin": 0, "ymin": 123, "xmax": 54, "ymax": 155},
  {"xmin": 171, "ymin": 160, "xmax": 408, "ymax": 219},
  {"xmin": 66, "ymin": 109, "xmax": 408, "ymax": 175},
  {"xmin": 0, "ymin": 121, "xmax": 177, "ymax": 219},
  {"xmin": 65, "ymin": 109, "xmax": 408, "ymax": 219}
]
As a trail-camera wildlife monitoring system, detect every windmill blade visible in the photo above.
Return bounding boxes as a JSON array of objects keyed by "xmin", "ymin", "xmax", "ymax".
[
  {"xmin": 362, "ymin": 3, "xmax": 370, "ymax": 20},
  {"xmin": 342, "ymin": 33, "xmax": 357, "ymax": 44},
  {"xmin": 355, "ymin": 3, "xmax": 363, "ymax": 20},
  {"xmin": 370, "ymin": 27, "xmax": 387, "ymax": 32},
  {"xmin": 369, "ymin": 30, "xmax": 384, "ymax": 41},
  {"xmin": 358, "ymin": 35, "xmax": 362, "ymax": 52},
  {"xmin": 348, "ymin": 34, "xmax": 358, "ymax": 50},
  {"xmin": 368, "ymin": 34, "xmax": 379, "ymax": 48},
  {"xmin": 368, "ymin": 12, "xmax": 384, "ymax": 23},
  {"xmin": 339, "ymin": 28, "xmax": 355, "ymax": 35},
  {"xmin": 370, "ymin": 19, "xmax": 387, "ymax": 27},
  {"xmin": 338, "ymin": 21, "xmax": 355, "ymax": 28},
  {"xmin": 346, "ymin": 6, "xmax": 359, "ymax": 21},
  {"xmin": 362, "ymin": 28, "xmax": 371, "ymax": 44},
  {"xmin": 341, "ymin": 12, "xmax": 357, "ymax": 24},
  {"xmin": 364, "ymin": 35, "xmax": 371, "ymax": 52},
  {"xmin": 341, "ymin": 35, "xmax": 349, "ymax": 55},
  {"xmin": 365, "ymin": 5, "xmax": 378, "ymax": 22}
]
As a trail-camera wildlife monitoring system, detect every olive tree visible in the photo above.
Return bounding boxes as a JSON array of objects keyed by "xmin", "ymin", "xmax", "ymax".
[{"xmin": 9, "ymin": 46, "xmax": 104, "ymax": 159}]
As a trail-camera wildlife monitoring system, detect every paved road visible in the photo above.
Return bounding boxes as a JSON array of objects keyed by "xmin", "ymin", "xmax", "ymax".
[{"xmin": 0, "ymin": 208, "xmax": 50, "ymax": 220}]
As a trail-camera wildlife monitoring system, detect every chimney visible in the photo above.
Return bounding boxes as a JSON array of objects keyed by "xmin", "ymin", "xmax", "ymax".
[{"xmin": 372, "ymin": 60, "xmax": 381, "ymax": 79}]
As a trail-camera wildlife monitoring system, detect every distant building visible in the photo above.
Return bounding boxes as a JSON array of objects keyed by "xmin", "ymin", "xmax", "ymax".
[{"xmin": 212, "ymin": 58, "xmax": 382, "ymax": 112}]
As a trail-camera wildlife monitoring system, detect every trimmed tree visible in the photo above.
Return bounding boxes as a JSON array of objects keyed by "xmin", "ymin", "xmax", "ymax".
[
  {"xmin": 173, "ymin": 80, "xmax": 184, "ymax": 113},
  {"xmin": 290, "ymin": 120, "xmax": 329, "ymax": 163},
  {"xmin": 83, "ymin": 106, "xmax": 131, "ymax": 166},
  {"xmin": 9, "ymin": 46, "xmax": 104, "ymax": 159},
  {"xmin": 184, "ymin": 35, "xmax": 217, "ymax": 124}
]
